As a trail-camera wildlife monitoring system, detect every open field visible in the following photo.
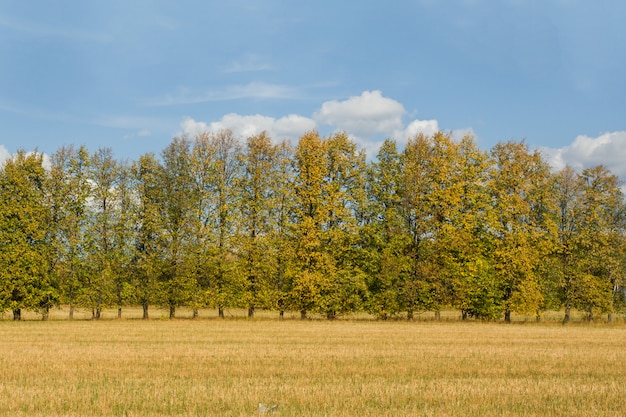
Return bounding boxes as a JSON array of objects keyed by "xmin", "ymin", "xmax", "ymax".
[{"xmin": 1, "ymin": 318, "xmax": 626, "ymax": 416}]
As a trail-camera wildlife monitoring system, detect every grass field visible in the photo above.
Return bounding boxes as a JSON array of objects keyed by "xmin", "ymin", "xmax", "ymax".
[{"xmin": 1, "ymin": 312, "xmax": 625, "ymax": 416}]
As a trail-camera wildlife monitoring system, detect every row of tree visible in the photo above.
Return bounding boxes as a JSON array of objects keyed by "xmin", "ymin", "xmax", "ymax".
[{"xmin": 1, "ymin": 131, "xmax": 625, "ymax": 322}]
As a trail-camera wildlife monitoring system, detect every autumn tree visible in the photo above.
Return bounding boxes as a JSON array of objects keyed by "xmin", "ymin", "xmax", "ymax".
[
  {"xmin": 47, "ymin": 145, "xmax": 91, "ymax": 319},
  {"xmin": 159, "ymin": 137, "xmax": 197, "ymax": 318},
  {"xmin": 487, "ymin": 141, "xmax": 556, "ymax": 322},
  {"xmin": 363, "ymin": 139, "xmax": 407, "ymax": 319},
  {"xmin": 263, "ymin": 140, "xmax": 296, "ymax": 318},
  {"xmin": 190, "ymin": 130, "xmax": 244, "ymax": 318},
  {"xmin": 84, "ymin": 148, "xmax": 121, "ymax": 319},
  {"xmin": 289, "ymin": 131, "xmax": 333, "ymax": 319},
  {"xmin": 556, "ymin": 165, "xmax": 626, "ymax": 321},
  {"xmin": 0, "ymin": 151, "xmax": 52, "ymax": 320},
  {"xmin": 111, "ymin": 161, "xmax": 136, "ymax": 318},
  {"xmin": 442, "ymin": 136, "xmax": 498, "ymax": 320},
  {"xmin": 238, "ymin": 132, "xmax": 280, "ymax": 317},
  {"xmin": 132, "ymin": 153, "xmax": 165, "ymax": 319},
  {"xmin": 398, "ymin": 133, "xmax": 444, "ymax": 319},
  {"xmin": 318, "ymin": 132, "xmax": 368, "ymax": 319}
]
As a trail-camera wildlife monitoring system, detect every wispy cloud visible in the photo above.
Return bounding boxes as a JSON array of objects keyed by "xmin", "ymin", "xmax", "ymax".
[
  {"xmin": 144, "ymin": 82, "xmax": 300, "ymax": 106},
  {"xmin": 0, "ymin": 99, "xmax": 76, "ymax": 123},
  {"xmin": 0, "ymin": 15, "xmax": 112, "ymax": 43},
  {"xmin": 222, "ymin": 54, "xmax": 274, "ymax": 73},
  {"xmin": 92, "ymin": 115, "xmax": 171, "ymax": 134}
]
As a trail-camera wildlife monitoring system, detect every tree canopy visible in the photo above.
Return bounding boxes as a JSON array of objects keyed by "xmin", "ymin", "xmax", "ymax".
[{"xmin": 1, "ymin": 132, "xmax": 625, "ymax": 321}]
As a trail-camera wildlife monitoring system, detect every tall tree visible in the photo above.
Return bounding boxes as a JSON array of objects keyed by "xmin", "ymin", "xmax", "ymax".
[
  {"xmin": 133, "ymin": 153, "xmax": 164, "ymax": 319},
  {"xmin": 190, "ymin": 130, "xmax": 243, "ymax": 318},
  {"xmin": 159, "ymin": 137, "xmax": 197, "ymax": 318},
  {"xmin": 442, "ymin": 136, "xmax": 497, "ymax": 320},
  {"xmin": 289, "ymin": 131, "xmax": 333, "ymax": 319},
  {"xmin": 318, "ymin": 132, "xmax": 368, "ymax": 319},
  {"xmin": 0, "ymin": 151, "xmax": 52, "ymax": 320},
  {"xmin": 572, "ymin": 165, "xmax": 624, "ymax": 321},
  {"xmin": 264, "ymin": 140, "xmax": 296, "ymax": 318},
  {"xmin": 487, "ymin": 141, "xmax": 556, "ymax": 322},
  {"xmin": 85, "ymin": 148, "xmax": 119, "ymax": 319},
  {"xmin": 47, "ymin": 145, "xmax": 91, "ymax": 319},
  {"xmin": 238, "ymin": 132, "xmax": 278, "ymax": 317},
  {"xmin": 364, "ymin": 139, "xmax": 407, "ymax": 319},
  {"xmin": 111, "ymin": 161, "xmax": 136, "ymax": 319},
  {"xmin": 398, "ymin": 133, "xmax": 442, "ymax": 319}
]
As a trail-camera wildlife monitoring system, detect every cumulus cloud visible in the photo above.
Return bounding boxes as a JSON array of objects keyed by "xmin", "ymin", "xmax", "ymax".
[
  {"xmin": 181, "ymin": 114, "xmax": 316, "ymax": 142},
  {"xmin": 541, "ymin": 131, "xmax": 626, "ymax": 181},
  {"xmin": 180, "ymin": 90, "xmax": 475, "ymax": 157},
  {"xmin": 0, "ymin": 147, "xmax": 51, "ymax": 171},
  {"xmin": 0, "ymin": 145, "xmax": 10, "ymax": 166},
  {"xmin": 395, "ymin": 119, "xmax": 440, "ymax": 142},
  {"xmin": 314, "ymin": 90, "xmax": 406, "ymax": 137}
]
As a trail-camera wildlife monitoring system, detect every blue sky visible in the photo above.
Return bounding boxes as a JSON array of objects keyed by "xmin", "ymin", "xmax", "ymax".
[{"xmin": 1, "ymin": 0, "xmax": 625, "ymax": 177}]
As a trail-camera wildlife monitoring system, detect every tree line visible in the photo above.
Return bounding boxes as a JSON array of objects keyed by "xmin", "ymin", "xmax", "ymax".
[{"xmin": 1, "ymin": 130, "xmax": 625, "ymax": 322}]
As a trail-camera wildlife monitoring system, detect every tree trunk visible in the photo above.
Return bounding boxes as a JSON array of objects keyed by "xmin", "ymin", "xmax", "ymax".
[
  {"xmin": 462, "ymin": 310, "xmax": 468, "ymax": 320},
  {"xmin": 169, "ymin": 305, "xmax": 175, "ymax": 319},
  {"xmin": 535, "ymin": 311, "xmax": 541, "ymax": 322},
  {"xmin": 608, "ymin": 312, "xmax": 613, "ymax": 323},
  {"xmin": 142, "ymin": 302, "xmax": 149, "ymax": 320},
  {"xmin": 192, "ymin": 308, "xmax": 198, "ymax": 319},
  {"xmin": 279, "ymin": 310, "xmax": 284, "ymax": 320},
  {"xmin": 117, "ymin": 307, "xmax": 122, "ymax": 319},
  {"xmin": 69, "ymin": 287, "xmax": 75, "ymax": 320},
  {"xmin": 95, "ymin": 307, "xmax": 102, "ymax": 320},
  {"xmin": 300, "ymin": 309, "xmax": 307, "ymax": 320},
  {"xmin": 13, "ymin": 309, "xmax": 21, "ymax": 321},
  {"xmin": 504, "ymin": 309, "xmax": 511, "ymax": 323},
  {"xmin": 563, "ymin": 304, "xmax": 571, "ymax": 324},
  {"xmin": 42, "ymin": 308, "xmax": 49, "ymax": 321},
  {"xmin": 248, "ymin": 306, "xmax": 255, "ymax": 318},
  {"xmin": 434, "ymin": 311, "xmax": 441, "ymax": 321},
  {"xmin": 407, "ymin": 310, "xmax": 413, "ymax": 321},
  {"xmin": 218, "ymin": 307, "xmax": 224, "ymax": 319}
]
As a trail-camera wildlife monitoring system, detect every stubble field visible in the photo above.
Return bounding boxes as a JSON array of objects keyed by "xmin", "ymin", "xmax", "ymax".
[{"xmin": 1, "ymin": 312, "xmax": 625, "ymax": 416}]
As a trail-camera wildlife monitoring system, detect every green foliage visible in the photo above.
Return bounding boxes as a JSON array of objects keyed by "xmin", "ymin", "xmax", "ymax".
[
  {"xmin": 1, "ymin": 132, "xmax": 624, "ymax": 321},
  {"xmin": 0, "ymin": 151, "xmax": 53, "ymax": 318}
]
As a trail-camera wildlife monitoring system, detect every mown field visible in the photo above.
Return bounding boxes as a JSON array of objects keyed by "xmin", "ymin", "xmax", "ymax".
[{"xmin": 1, "ymin": 310, "xmax": 625, "ymax": 416}]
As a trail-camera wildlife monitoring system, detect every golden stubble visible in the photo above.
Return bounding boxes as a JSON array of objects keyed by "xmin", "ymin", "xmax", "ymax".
[{"xmin": 0, "ymin": 319, "xmax": 625, "ymax": 416}]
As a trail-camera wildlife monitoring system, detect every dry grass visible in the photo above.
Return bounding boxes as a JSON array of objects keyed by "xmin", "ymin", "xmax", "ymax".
[{"xmin": 0, "ymin": 315, "xmax": 625, "ymax": 416}]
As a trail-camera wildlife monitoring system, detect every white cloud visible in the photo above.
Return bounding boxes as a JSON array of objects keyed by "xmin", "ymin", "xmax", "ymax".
[
  {"xmin": 0, "ymin": 145, "xmax": 10, "ymax": 167},
  {"xmin": 0, "ymin": 148, "xmax": 51, "ymax": 171},
  {"xmin": 541, "ymin": 131, "xmax": 626, "ymax": 181},
  {"xmin": 222, "ymin": 54, "xmax": 274, "ymax": 73},
  {"xmin": 395, "ymin": 119, "xmax": 440, "ymax": 143},
  {"xmin": 450, "ymin": 127, "xmax": 477, "ymax": 142},
  {"xmin": 147, "ymin": 82, "xmax": 298, "ymax": 106},
  {"xmin": 180, "ymin": 90, "xmax": 475, "ymax": 157},
  {"xmin": 314, "ymin": 90, "xmax": 406, "ymax": 137},
  {"xmin": 181, "ymin": 114, "xmax": 316, "ymax": 142},
  {"xmin": 0, "ymin": 15, "xmax": 112, "ymax": 43}
]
